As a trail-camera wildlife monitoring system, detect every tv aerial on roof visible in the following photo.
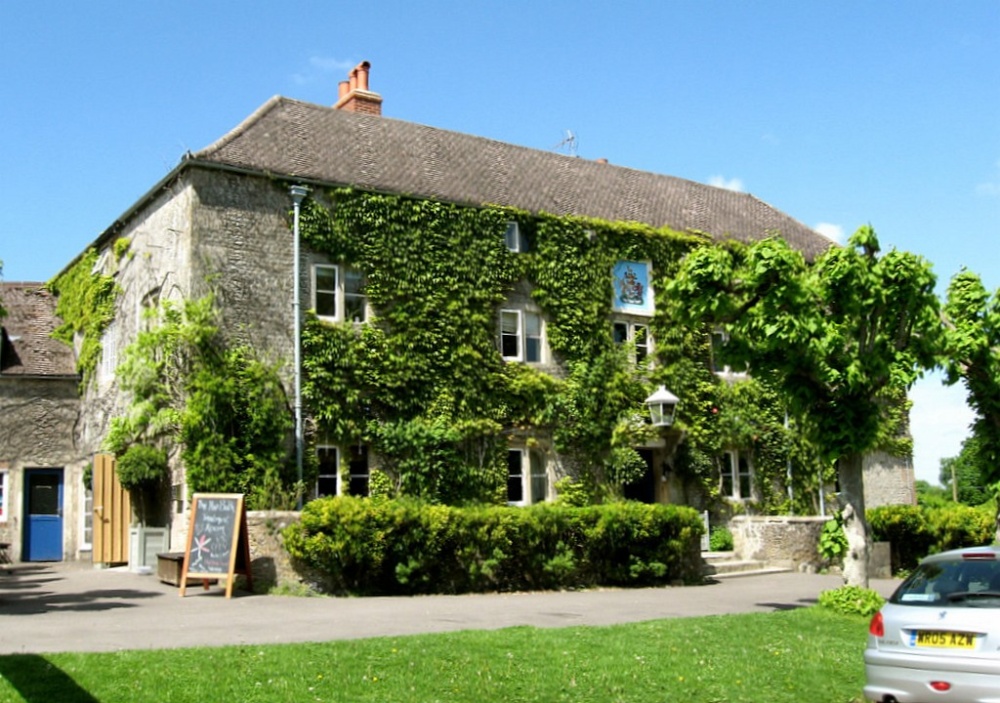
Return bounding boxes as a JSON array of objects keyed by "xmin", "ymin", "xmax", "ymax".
[{"xmin": 554, "ymin": 130, "xmax": 578, "ymax": 157}]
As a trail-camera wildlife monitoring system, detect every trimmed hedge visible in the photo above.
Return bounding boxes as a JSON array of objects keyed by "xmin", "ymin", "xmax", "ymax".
[
  {"xmin": 869, "ymin": 503, "xmax": 996, "ymax": 573},
  {"xmin": 284, "ymin": 498, "xmax": 705, "ymax": 595}
]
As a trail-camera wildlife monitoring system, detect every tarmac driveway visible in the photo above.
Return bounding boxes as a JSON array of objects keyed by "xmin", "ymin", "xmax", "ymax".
[{"xmin": 0, "ymin": 562, "xmax": 899, "ymax": 655}]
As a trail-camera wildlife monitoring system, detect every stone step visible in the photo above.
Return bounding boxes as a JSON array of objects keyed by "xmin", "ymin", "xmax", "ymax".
[{"xmin": 701, "ymin": 551, "xmax": 792, "ymax": 579}]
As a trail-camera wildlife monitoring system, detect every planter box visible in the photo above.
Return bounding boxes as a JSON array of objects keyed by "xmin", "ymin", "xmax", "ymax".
[
  {"xmin": 129, "ymin": 526, "xmax": 169, "ymax": 570},
  {"xmin": 157, "ymin": 552, "xmax": 186, "ymax": 586}
]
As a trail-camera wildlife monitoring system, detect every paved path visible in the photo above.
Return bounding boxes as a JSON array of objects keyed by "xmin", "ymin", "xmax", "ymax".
[{"xmin": 0, "ymin": 562, "xmax": 898, "ymax": 655}]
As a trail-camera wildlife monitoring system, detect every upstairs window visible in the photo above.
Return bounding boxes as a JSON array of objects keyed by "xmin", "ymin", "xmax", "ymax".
[
  {"xmin": 711, "ymin": 329, "xmax": 747, "ymax": 377},
  {"xmin": 313, "ymin": 264, "xmax": 367, "ymax": 323},
  {"xmin": 721, "ymin": 450, "xmax": 753, "ymax": 500},
  {"xmin": 500, "ymin": 309, "xmax": 545, "ymax": 363},
  {"xmin": 504, "ymin": 222, "xmax": 529, "ymax": 253},
  {"xmin": 613, "ymin": 321, "xmax": 652, "ymax": 364}
]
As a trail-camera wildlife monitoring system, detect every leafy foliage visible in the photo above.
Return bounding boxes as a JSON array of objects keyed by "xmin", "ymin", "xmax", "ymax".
[
  {"xmin": 665, "ymin": 227, "xmax": 942, "ymax": 586},
  {"xmin": 818, "ymin": 585, "xmax": 885, "ymax": 618},
  {"xmin": 284, "ymin": 496, "xmax": 704, "ymax": 594},
  {"xmin": 868, "ymin": 502, "xmax": 996, "ymax": 572},
  {"xmin": 299, "ymin": 188, "xmax": 828, "ymax": 509},
  {"xmin": 818, "ymin": 516, "xmax": 848, "ymax": 563},
  {"xmin": 708, "ymin": 525, "xmax": 734, "ymax": 551},
  {"xmin": 943, "ymin": 270, "xmax": 1000, "ymax": 503},
  {"xmin": 47, "ymin": 248, "xmax": 118, "ymax": 387},
  {"xmin": 106, "ymin": 293, "xmax": 295, "ymax": 511},
  {"xmin": 940, "ymin": 434, "xmax": 990, "ymax": 506},
  {"xmin": 299, "ymin": 189, "xmax": 706, "ymax": 503}
]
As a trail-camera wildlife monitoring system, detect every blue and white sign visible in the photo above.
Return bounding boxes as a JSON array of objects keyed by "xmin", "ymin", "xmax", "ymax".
[{"xmin": 612, "ymin": 260, "xmax": 653, "ymax": 315}]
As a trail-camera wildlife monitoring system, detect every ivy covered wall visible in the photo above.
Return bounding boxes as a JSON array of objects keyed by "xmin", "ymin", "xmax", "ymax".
[{"xmin": 297, "ymin": 188, "xmax": 827, "ymax": 510}]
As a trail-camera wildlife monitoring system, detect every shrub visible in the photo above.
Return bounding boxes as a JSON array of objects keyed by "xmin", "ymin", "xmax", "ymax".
[
  {"xmin": 818, "ymin": 516, "xmax": 847, "ymax": 563},
  {"xmin": 869, "ymin": 503, "xmax": 996, "ymax": 573},
  {"xmin": 284, "ymin": 497, "xmax": 705, "ymax": 595},
  {"xmin": 708, "ymin": 526, "xmax": 734, "ymax": 552},
  {"xmin": 818, "ymin": 585, "xmax": 885, "ymax": 618}
]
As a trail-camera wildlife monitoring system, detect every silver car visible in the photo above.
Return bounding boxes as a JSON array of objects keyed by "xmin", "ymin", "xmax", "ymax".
[{"xmin": 865, "ymin": 544, "xmax": 1000, "ymax": 703}]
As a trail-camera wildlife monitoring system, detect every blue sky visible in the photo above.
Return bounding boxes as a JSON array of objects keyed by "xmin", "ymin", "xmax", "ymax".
[{"xmin": 1, "ymin": 1, "xmax": 997, "ymax": 486}]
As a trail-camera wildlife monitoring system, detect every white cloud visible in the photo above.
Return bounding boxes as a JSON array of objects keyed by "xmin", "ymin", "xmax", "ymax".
[
  {"xmin": 708, "ymin": 175, "xmax": 745, "ymax": 192},
  {"xmin": 292, "ymin": 56, "xmax": 355, "ymax": 86},
  {"xmin": 909, "ymin": 371, "xmax": 975, "ymax": 486},
  {"xmin": 974, "ymin": 158, "xmax": 1000, "ymax": 197},
  {"xmin": 814, "ymin": 222, "xmax": 846, "ymax": 244}
]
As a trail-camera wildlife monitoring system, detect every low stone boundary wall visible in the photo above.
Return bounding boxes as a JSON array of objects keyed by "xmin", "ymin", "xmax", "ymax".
[
  {"xmin": 730, "ymin": 515, "xmax": 891, "ymax": 578},
  {"xmin": 245, "ymin": 510, "xmax": 306, "ymax": 592},
  {"xmin": 731, "ymin": 515, "xmax": 828, "ymax": 572}
]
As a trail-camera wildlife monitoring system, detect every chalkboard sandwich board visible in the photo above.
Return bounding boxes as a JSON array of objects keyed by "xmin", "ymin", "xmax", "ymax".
[{"xmin": 179, "ymin": 493, "xmax": 253, "ymax": 598}]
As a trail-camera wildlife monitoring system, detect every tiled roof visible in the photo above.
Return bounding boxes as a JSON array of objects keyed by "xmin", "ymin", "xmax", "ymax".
[
  {"xmin": 0, "ymin": 283, "xmax": 77, "ymax": 377},
  {"xmin": 190, "ymin": 97, "xmax": 834, "ymax": 259}
]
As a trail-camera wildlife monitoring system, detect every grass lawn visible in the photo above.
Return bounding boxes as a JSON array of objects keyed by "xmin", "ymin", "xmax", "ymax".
[{"xmin": 0, "ymin": 606, "xmax": 869, "ymax": 703}]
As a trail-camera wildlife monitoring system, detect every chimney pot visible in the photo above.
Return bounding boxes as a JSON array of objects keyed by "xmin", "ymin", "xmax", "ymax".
[
  {"xmin": 333, "ymin": 60, "xmax": 382, "ymax": 116},
  {"xmin": 356, "ymin": 61, "xmax": 370, "ymax": 91}
]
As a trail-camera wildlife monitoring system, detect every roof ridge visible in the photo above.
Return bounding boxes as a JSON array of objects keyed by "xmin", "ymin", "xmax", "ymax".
[{"xmin": 191, "ymin": 95, "xmax": 288, "ymax": 160}]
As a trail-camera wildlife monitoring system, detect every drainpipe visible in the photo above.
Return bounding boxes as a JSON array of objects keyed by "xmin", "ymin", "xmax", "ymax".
[{"xmin": 289, "ymin": 185, "xmax": 309, "ymax": 509}]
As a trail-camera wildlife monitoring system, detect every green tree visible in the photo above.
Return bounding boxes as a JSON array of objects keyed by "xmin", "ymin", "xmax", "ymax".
[
  {"xmin": 939, "ymin": 435, "xmax": 989, "ymax": 506},
  {"xmin": 942, "ymin": 270, "xmax": 1000, "ymax": 531},
  {"xmin": 665, "ymin": 226, "xmax": 941, "ymax": 587}
]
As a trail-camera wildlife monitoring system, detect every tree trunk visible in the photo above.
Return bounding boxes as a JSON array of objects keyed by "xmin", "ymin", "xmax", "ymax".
[{"xmin": 838, "ymin": 452, "xmax": 871, "ymax": 588}]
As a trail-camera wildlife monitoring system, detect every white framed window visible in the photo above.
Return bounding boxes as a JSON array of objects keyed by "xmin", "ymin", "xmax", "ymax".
[
  {"xmin": 504, "ymin": 222, "xmax": 529, "ymax": 253},
  {"xmin": 313, "ymin": 264, "xmax": 367, "ymax": 323},
  {"xmin": 314, "ymin": 444, "xmax": 370, "ymax": 498},
  {"xmin": 711, "ymin": 329, "xmax": 747, "ymax": 377},
  {"xmin": 98, "ymin": 320, "xmax": 118, "ymax": 387},
  {"xmin": 0, "ymin": 469, "xmax": 7, "ymax": 522},
  {"xmin": 80, "ymin": 484, "xmax": 93, "ymax": 550},
  {"xmin": 507, "ymin": 448, "xmax": 548, "ymax": 506},
  {"xmin": 316, "ymin": 445, "xmax": 339, "ymax": 498},
  {"xmin": 500, "ymin": 309, "xmax": 545, "ymax": 363},
  {"xmin": 613, "ymin": 320, "xmax": 652, "ymax": 364},
  {"xmin": 721, "ymin": 450, "xmax": 753, "ymax": 500}
]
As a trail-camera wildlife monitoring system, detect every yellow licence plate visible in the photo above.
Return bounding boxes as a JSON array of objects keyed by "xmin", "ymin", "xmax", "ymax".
[{"xmin": 915, "ymin": 631, "xmax": 976, "ymax": 649}]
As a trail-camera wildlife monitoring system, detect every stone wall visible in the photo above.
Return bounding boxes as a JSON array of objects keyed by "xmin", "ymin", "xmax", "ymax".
[
  {"xmin": 0, "ymin": 376, "xmax": 87, "ymax": 561},
  {"xmin": 863, "ymin": 450, "xmax": 917, "ymax": 507},
  {"xmin": 731, "ymin": 515, "xmax": 829, "ymax": 572}
]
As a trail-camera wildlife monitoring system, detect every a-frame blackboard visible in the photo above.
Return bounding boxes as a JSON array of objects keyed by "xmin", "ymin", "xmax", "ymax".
[{"xmin": 179, "ymin": 493, "xmax": 253, "ymax": 598}]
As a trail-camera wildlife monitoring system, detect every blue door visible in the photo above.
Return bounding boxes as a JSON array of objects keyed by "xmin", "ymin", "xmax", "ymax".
[{"xmin": 23, "ymin": 469, "xmax": 64, "ymax": 561}]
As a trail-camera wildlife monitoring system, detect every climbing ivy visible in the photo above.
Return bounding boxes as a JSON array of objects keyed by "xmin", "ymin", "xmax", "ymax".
[
  {"xmin": 106, "ymin": 292, "xmax": 296, "ymax": 513},
  {"xmin": 47, "ymin": 247, "xmax": 120, "ymax": 387},
  {"xmin": 298, "ymin": 188, "xmax": 772, "ymax": 505}
]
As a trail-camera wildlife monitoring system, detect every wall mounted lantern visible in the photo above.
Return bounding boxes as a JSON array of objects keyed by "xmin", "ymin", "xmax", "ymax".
[{"xmin": 645, "ymin": 385, "xmax": 679, "ymax": 427}]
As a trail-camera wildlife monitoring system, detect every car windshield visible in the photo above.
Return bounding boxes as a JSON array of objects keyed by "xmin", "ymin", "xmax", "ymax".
[{"xmin": 891, "ymin": 557, "xmax": 1000, "ymax": 607}]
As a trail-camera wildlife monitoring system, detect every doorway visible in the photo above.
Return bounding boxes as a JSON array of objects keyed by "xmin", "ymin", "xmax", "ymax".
[
  {"xmin": 623, "ymin": 449, "xmax": 656, "ymax": 503},
  {"xmin": 23, "ymin": 468, "xmax": 64, "ymax": 561}
]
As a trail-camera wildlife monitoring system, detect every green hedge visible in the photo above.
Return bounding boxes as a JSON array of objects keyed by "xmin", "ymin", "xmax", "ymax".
[
  {"xmin": 869, "ymin": 503, "xmax": 996, "ymax": 572},
  {"xmin": 284, "ymin": 498, "xmax": 705, "ymax": 595}
]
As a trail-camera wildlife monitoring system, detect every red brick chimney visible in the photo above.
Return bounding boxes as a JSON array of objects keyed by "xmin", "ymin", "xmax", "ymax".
[{"xmin": 334, "ymin": 61, "xmax": 382, "ymax": 115}]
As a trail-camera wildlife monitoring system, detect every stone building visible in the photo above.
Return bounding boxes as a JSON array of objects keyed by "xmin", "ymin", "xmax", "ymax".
[
  {"xmin": 0, "ymin": 283, "xmax": 87, "ymax": 563},
  {"xmin": 2, "ymin": 62, "xmax": 915, "ymax": 564}
]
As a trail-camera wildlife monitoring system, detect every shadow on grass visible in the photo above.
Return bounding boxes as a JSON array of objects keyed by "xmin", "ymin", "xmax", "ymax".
[{"xmin": 0, "ymin": 654, "xmax": 100, "ymax": 703}]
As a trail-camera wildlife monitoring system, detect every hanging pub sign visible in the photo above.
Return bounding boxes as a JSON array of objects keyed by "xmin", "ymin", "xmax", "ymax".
[{"xmin": 179, "ymin": 493, "xmax": 253, "ymax": 599}]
